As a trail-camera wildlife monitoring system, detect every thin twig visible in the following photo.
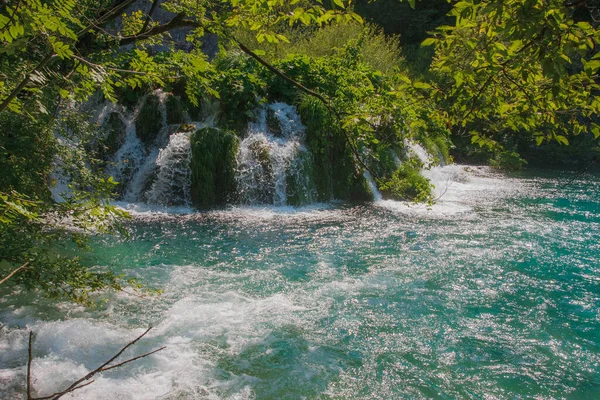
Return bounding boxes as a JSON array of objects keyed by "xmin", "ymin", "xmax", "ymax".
[
  {"xmin": 71, "ymin": 55, "xmax": 153, "ymax": 75},
  {"xmin": 101, "ymin": 346, "xmax": 167, "ymax": 372},
  {"xmin": 0, "ymin": 262, "xmax": 29, "ymax": 286}
]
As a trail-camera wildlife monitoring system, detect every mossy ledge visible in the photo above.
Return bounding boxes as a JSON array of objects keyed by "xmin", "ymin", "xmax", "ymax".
[
  {"xmin": 135, "ymin": 94, "xmax": 163, "ymax": 146},
  {"xmin": 190, "ymin": 127, "xmax": 240, "ymax": 208}
]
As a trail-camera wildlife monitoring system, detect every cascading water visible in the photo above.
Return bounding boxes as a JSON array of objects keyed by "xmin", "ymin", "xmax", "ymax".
[
  {"xmin": 145, "ymin": 131, "xmax": 193, "ymax": 206},
  {"xmin": 235, "ymin": 103, "xmax": 316, "ymax": 206},
  {"xmin": 364, "ymin": 170, "xmax": 383, "ymax": 202},
  {"xmin": 120, "ymin": 91, "xmax": 170, "ymax": 202},
  {"xmin": 406, "ymin": 141, "xmax": 434, "ymax": 167},
  {"xmin": 94, "ymin": 90, "xmax": 202, "ymax": 206}
]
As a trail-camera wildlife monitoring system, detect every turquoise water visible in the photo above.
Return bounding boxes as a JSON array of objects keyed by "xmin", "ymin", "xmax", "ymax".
[{"xmin": 1, "ymin": 166, "xmax": 599, "ymax": 399}]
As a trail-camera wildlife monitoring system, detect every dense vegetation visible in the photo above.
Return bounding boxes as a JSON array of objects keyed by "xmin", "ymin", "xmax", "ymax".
[{"xmin": 1, "ymin": 0, "xmax": 599, "ymax": 302}]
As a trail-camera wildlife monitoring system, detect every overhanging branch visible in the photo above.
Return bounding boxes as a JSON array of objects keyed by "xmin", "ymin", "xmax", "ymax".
[{"xmin": 233, "ymin": 38, "xmax": 381, "ymax": 181}]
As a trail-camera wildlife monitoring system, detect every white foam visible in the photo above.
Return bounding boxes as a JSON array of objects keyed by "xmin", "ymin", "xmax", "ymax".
[{"xmin": 375, "ymin": 164, "xmax": 520, "ymax": 216}]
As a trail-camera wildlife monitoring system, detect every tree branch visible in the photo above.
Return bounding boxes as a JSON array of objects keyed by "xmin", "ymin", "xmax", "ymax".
[
  {"xmin": 28, "ymin": 327, "xmax": 165, "ymax": 400},
  {"xmin": 119, "ymin": 13, "xmax": 199, "ymax": 46},
  {"xmin": 140, "ymin": 0, "xmax": 161, "ymax": 34},
  {"xmin": 234, "ymin": 38, "xmax": 381, "ymax": 181},
  {"xmin": 77, "ymin": 0, "xmax": 137, "ymax": 37},
  {"xmin": 0, "ymin": 262, "xmax": 29, "ymax": 286},
  {"xmin": 0, "ymin": 54, "xmax": 55, "ymax": 114}
]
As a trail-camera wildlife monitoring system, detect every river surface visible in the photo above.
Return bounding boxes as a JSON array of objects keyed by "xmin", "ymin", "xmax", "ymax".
[{"xmin": 1, "ymin": 166, "xmax": 599, "ymax": 399}]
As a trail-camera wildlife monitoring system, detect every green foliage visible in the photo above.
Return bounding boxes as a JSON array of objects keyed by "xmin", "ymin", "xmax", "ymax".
[
  {"xmin": 0, "ymin": 180, "xmax": 149, "ymax": 306},
  {"xmin": 490, "ymin": 150, "xmax": 527, "ymax": 172},
  {"xmin": 0, "ymin": 106, "xmax": 153, "ymax": 305},
  {"xmin": 424, "ymin": 0, "xmax": 600, "ymax": 154},
  {"xmin": 213, "ymin": 51, "xmax": 266, "ymax": 130},
  {"xmin": 190, "ymin": 127, "xmax": 240, "ymax": 208},
  {"xmin": 0, "ymin": 111, "xmax": 56, "ymax": 199},
  {"xmin": 235, "ymin": 21, "xmax": 402, "ymax": 73},
  {"xmin": 379, "ymin": 163, "xmax": 434, "ymax": 203}
]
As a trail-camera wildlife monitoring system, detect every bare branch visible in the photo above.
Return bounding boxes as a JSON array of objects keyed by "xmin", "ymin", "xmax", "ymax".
[
  {"xmin": 71, "ymin": 55, "xmax": 153, "ymax": 75},
  {"xmin": 28, "ymin": 327, "xmax": 165, "ymax": 400},
  {"xmin": 119, "ymin": 13, "xmax": 199, "ymax": 46},
  {"xmin": 0, "ymin": 262, "xmax": 29, "ymax": 286},
  {"xmin": 100, "ymin": 346, "xmax": 167, "ymax": 372},
  {"xmin": 140, "ymin": 0, "xmax": 161, "ymax": 34}
]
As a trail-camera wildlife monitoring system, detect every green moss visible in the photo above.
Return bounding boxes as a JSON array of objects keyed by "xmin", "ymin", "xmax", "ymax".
[
  {"xmin": 114, "ymin": 86, "xmax": 146, "ymax": 111},
  {"xmin": 296, "ymin": 94, "xmax": 376, "ymax": 202},
  {"xmin": 418, "ymin": 136, "xmax": 451, "ymax": 166},
  {"xmin": 190, "ymin": 127, "xmax": 240, "ymax": 208},
  {"xmin": 379, "ymin": 164, "xmax": 433, "ymax": 203},
  {"xmin": 135, "ymin": 94, "xmax": 163, "ymax": 146},
  {"xmin": 166, "ymin": 95, "xmax": 185, "ymax": 125},
  {"xmin": 286, "ymin": 151, "xmax": 316, "ymax": 206},
  {"xmin": 348, "ymin": 173, "xmax": 374, "ymax": 202},
  {"xmin": 99, "ymin": 113, "xmax": 126, "ymax": 159}
]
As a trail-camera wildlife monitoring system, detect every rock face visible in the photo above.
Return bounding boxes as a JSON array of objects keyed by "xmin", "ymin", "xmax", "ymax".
[
  {"xmin": 135, "ymin": 94, "xmax": 164, "ymax": 146},
  {"xmin": 190, "ymin": 127, "xmax": 239, "ymax": 208}
]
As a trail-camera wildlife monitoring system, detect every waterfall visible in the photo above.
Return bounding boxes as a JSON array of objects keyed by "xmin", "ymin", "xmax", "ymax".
[
  {"xmin": 235, "ymin": 103, "xmax": 316, "ymax": 206},
  {"xmin": 96, "ymin": 90, "xmax": 200, "ymax": 206},
  {"xmin": 145, "ymin": 131, "xmax": 193, "ymax": 205},
  {"xmin": 406, "ymin": 141, "xmax": 434, "ymax": 167},
  {"xmin": 364, "ymin": 170, "xmax": 383, "ymax": 202}
]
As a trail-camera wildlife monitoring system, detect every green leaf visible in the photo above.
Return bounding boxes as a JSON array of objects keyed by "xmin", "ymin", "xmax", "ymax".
[
  {"xmin": 555, "ymin": 135, "xmax": 569, "ymax": 146},
  {"xmin": 421, "ymin": 38, "xmax": 436, "ymax": 47}
]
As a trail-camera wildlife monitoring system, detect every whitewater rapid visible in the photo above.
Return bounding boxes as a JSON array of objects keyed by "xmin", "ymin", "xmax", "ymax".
[{"xmin": 2, "ymin": 166, "xmax": 599, "ymax": 399}]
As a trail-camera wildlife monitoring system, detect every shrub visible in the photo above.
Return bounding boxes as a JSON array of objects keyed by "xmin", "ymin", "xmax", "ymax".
[{"xmin": 379, "ymin": 164, "xmax": 434, "ymax": 203}]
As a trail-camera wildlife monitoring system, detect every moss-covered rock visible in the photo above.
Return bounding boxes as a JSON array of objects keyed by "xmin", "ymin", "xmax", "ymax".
[
  {"xmin": 114, "ymin": 86, "xmax": 146, "ymax": 111},
  {"xmin": 266, "ymin": 108, "xmax": 282, "ymax": 136},
  {"xmin": 99, "ymin": 112, "xmax": 126, "ymax": 159},
  {"xmin": 179, "ymin": 123, "xmax": 197, "ymax": 133},
  {"xmin": 379, "ymin": 163, "xmax": 433, "ymax": 202},
  {"xmin": 135, "ymin": 94, "xmax": 163, "ymax": 146},
  {"xmin": 166, "ymin": 95, "xmax": 185, "ymax": 125},
  {"xmin": 286, "ymin": 150, "xmax": 316, "ymax": 206},
  {"xmin": 297, "ymin": 95, "xmax": 373, "ymax": 202},
  {"xmin": 190, "ymin": 127, "xmax": 239, "ymax": 208}
]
